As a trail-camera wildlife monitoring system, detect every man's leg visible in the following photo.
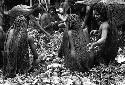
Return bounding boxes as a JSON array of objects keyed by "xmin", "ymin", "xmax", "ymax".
[
  {"xmin": 68, "ymin": 30, "xmax": 76, "ymax": 57},
  {"xmin": 28, "ymin": 35, "xmax": 45, "ymax": 66},
  {"xmin": 28, "ymin": 35, "xmax": 39, "ymax": 72},
  {"xmin": 28, "ymin": 36, "xmax": 38, "ymax": 63}
]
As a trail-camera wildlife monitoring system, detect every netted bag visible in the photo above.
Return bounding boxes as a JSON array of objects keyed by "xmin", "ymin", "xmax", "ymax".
[
  {"xmin": 4, "ymin": 15, "xmax": 29, "ymax": 76},
  {"xmin": 106, "ymin": 2, "xmax": 125, "ymax": 27},
  {"xmin": 61, "ymin": 14, "xmax": 94, "ymax": 72},
  {"xmin": 76, "ymin": 0, "xmax": 101, "ymax": 5},
  {"xmin": 8, "ymin": 5, "xmax": 31, "ymax": 18}
]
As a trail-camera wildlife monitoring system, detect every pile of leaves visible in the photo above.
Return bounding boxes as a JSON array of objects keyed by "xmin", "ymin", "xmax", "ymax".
[{"xmin": 1, "ymin": 27, "xmax": 125, "ymax": 85}]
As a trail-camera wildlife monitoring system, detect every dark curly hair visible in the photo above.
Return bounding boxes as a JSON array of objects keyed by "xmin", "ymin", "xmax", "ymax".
[{"xmin": 93, "ymin": 2, "xmax": 108, "ymax": 22}]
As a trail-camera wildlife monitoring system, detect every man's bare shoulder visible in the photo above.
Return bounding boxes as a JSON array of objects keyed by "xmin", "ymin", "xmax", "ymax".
[{"xmin": 100, "ymin": 22, "xmax": 109, "ymax": 30}]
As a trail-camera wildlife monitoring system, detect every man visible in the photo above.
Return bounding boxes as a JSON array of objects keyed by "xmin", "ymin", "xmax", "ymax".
[
  {"xmin": 87, "ymin": 2, "xmax": 119, "ymax": 66},
  {"xmin": 39, "ymin": 6, "xmax": 60, "ymax": 34}
]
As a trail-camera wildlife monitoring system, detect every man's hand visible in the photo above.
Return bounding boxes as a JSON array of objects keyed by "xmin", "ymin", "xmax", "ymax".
[
  {"xmin": 90, "ymin": 30, "xmax": 98, "ymax": 36},
  {"xmin": 87, "ymin": 43, "xmax": 95, "ymax": 52}
]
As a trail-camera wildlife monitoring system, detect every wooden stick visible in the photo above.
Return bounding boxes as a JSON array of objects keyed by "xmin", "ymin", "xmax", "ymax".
[{"xmin": 30, "ymin": 0, "xmax": 32, "ymax": 7}]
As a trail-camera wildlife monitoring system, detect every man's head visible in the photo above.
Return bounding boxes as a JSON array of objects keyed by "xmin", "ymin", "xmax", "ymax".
[{"xmin": 93, "ymin": 2, "xmax": 108, "ymax": 22}]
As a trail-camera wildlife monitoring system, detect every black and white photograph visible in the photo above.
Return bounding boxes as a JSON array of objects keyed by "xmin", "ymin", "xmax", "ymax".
[{"xmin": 0, "ymin": 0, "xmax": 125, "ymax": 84}]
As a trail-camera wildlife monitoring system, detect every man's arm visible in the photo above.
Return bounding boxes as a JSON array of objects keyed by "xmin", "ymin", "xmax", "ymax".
[
  {"xmin": 93, "ymin": 22, "xmax": 109, "ymax": 46},
  {"xmin": 30, "ymin": 14, "xmax": 51, "ymax": 37},
  {"xmin": 37, "ymin": 23, "xmax": 51, "ymax": 37}
]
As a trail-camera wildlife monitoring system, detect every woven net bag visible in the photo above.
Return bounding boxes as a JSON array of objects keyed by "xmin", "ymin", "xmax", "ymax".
[{"xmin": 4, "ymin": 15, "xmax": 29, "ymax": 76}]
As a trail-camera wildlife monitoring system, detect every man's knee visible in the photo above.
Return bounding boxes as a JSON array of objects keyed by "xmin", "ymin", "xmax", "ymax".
[
  {"xmin": 68, "ymin": 30, "xmax": 72, "ymax": 36},
  {"xmin": 28, "ymin": 36, "xmax": 34, "ymax": 44}
]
